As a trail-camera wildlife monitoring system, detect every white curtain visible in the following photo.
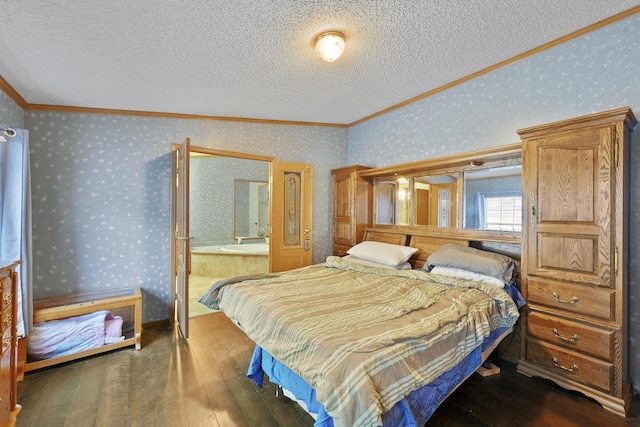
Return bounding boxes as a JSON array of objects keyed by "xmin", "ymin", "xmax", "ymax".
[{"xmin": 0, "ymin": 127, "xmax": 32, "ymax": 336}]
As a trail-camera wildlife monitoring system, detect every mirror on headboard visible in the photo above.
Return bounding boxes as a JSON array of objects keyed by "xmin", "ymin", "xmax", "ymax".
[
  {"xmin": 374, "ymin": 178, "xmax": 410, "ymax": 226},
  {"xmin": 374, "ymin": 173, "xmax": 459, "ymax": 228},
  {"xmin": 463, "ymin": 165, "xmax": 522, "ymax": 231},
  {"xmin": 361, "ymin": 143, "xmax": 522, "ymax": 241},
  {"xmin": 414, "ymin": 174, "xmax": 458, "ymax": 228}
]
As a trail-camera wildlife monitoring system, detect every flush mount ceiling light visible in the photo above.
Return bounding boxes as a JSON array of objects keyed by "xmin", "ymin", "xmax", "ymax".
[{"xmin": 314, "ymin": 31, "xmax": 345, "ymax": 62}]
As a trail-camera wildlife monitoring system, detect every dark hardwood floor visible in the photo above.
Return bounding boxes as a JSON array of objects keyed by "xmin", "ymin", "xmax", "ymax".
[{"xmin": 17, "ymin": 312, "xmax": 640, "ymax": 427}]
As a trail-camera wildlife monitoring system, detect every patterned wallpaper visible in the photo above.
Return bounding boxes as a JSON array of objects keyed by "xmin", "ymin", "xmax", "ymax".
[
  {"xmin": 349, "ymin": 14, "xmax": 640, "ymax": 166},
  {"xmin": 0, "ymin": 90, "xmax": 23, "ymax": 127},
  {"xmin": 349, "ymin": 14, "xmax": 640, "ymax": 392},
  {"xmin": 0, "ymin": 111, "xmax": 348, "ymax": 323},
  {"xmin": 190, "ymin": 156, "xmax": 269, "ymax": 245},
  {"xmin": 1, "ymin": 11, "xmax": 640, "ymax": 392}
]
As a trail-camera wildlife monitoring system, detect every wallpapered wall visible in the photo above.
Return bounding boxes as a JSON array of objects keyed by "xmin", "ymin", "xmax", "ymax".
[
  {"xmin": 190, "ymin": 156, "xmax": 269, "ymax": 245},
  {"xmin": 0, "ymin": 90, "xmax": 23, "ymax": 127},
  {"xmin": 0, "ymin": 107, "xmax": 348, "ymax": 323},
  {"xmin": 348, "ymin": 14, "xmax": 640, "ymax": 392}
]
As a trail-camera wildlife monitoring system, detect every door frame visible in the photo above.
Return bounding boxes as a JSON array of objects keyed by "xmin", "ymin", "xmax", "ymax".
[{"xmin": 170, "ymin": 143, "xmax": 274, "ymax": 336}]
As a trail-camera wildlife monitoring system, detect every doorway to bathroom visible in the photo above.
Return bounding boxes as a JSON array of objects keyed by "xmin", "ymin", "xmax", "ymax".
[
  {"xmin": 171, "ymin": 140, "xmax": 314, "ymax": 338},
  {"xmin": 187, "ymin": 148, "xmax": 272, "ymax": 318}
]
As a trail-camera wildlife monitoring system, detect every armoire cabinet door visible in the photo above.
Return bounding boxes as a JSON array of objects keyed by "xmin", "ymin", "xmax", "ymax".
[
  {"xmin": 333, "ymin": 170, "xmax": 355, "ymax": 246},
  {"xmin": 331, "ymin": 165, "xmax": 373, "ymax": 254},
  {"xmin": 523, "ymin": 125, "xmax": 615, "ymax": 288}
]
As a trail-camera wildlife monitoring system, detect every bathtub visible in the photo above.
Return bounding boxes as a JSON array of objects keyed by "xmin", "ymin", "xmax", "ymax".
[
  {"xmin": 190, "ymin": 243, "xmax": 269, "ymax": 277},
  {"xmin": 220, "ymin": 243, "xmax": 269, "ymax": 254}
]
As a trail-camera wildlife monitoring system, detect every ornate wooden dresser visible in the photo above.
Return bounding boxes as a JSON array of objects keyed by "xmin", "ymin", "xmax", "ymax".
[{"xmin": 0, "ymin": 260, "xmax": 20, "ymax": 427}]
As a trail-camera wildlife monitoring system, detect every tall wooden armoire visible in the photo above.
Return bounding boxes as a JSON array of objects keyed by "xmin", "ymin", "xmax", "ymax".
[
  {"xmin": 331, "ymin": 165, "xmax": 372, "ymax": 256},
  {"xmin": 517, "ymin": 107, "xmax": 637, "ymax": 416}
]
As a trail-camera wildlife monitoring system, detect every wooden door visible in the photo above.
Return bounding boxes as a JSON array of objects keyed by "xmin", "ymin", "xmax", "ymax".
[
  {"xmin": 523, "ymin": 126, "xmax": 615, "ymax": 288},
  {"xmin": 173, "ymin": 138, "xmax": 190, "ymax": 338},
  {"xmin": 269, "ymin": 161, "xmax": 313, "ymax": 272}
]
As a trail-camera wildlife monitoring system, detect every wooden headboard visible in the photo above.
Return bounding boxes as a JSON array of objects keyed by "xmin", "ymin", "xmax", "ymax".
[
  {"xmin": 363, "ymin": 229, "xmax": 470, "ymax": 269},
  {"xmin": 363, "ymin": 229, "xmax": 408, "ymax": 246}
]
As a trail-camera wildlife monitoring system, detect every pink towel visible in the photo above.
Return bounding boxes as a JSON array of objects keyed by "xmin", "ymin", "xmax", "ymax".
[{"xmin": 104, "ymin": 312, "xmax": 124, "ymax": 344}]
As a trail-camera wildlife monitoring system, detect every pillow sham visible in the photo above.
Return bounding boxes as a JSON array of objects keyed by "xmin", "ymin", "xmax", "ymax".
[
  {"xmin": 425, "ymin": 244, "xmax": 517, "ymax": 284},
  {"xmin": 343, "ymin": 255, "xmax": 412, "ymax": 270},
  {"xmin": 346, "ymin": 241, "xmax": 418, "ymax": 266},
  {"xmin": 430, "ymin": 266, "xmax": 507, "ymax": 288}
]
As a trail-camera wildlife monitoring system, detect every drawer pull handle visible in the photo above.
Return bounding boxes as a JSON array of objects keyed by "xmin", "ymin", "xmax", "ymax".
[
  {"xmin": 552, "ymin": 328, "xmax": 579, "ymax": 344},
  {"xmin": 3, "ymin": 293, "xmax": 12, "ymax": 305},
  {"xmin": 552, "ymin": 357, "xmax": 579, "ymax": 373},
  {"xmin": 3, "ymin": 314, "xmax": 12, "ymax": 327},
  {"xmin": 552, "ymin": 292, "xmax": 579, "ymax": 305}
]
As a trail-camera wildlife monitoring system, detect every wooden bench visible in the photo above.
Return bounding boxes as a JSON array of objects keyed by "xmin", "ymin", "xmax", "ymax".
[{"xmin": 25, "ymin": 287, "xmax": 142, "ymax": 372}]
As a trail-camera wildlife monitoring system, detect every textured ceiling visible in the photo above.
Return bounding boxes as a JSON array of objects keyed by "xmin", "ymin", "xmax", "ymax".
[{"xmin": 1, "ymin": 1, "xmax": 638, "ymax": 125}]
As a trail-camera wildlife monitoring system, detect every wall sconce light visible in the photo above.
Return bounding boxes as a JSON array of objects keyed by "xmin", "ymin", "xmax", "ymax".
[{"xmin": 315, "ymin": 31, "xmax": 345, "ymax": 62}]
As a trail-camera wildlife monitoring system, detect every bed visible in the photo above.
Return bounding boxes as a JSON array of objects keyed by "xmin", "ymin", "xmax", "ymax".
[{"xmin": 200, "ymin": 231, "xmax": 524, "ymax": 426}]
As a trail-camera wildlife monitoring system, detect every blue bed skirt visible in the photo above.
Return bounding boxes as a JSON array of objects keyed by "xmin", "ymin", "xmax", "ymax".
[{"xmin": 247, "ymin": 326, "xmax": 511, "ymax": 427}]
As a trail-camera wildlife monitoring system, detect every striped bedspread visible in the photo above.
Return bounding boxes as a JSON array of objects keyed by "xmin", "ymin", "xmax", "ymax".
[{"xmin": 215, "ymin": 256, "xmax": 520, "ymax": 427}]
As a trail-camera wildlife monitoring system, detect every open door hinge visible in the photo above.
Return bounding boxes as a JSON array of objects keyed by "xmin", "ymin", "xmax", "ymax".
[{"xmin": 615, "ymin": 246, "xmax": 619, "ymax": 276}]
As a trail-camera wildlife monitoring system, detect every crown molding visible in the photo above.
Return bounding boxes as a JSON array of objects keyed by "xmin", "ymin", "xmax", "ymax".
[{"xmin": 2, "ymin": 5, "xmax": 638, "ymax": 129}]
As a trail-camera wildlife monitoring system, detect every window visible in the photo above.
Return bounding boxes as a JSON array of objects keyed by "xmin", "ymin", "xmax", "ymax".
[{"xmin": 482, "ymin": 193, "xmax": 522, "ymax": 232}]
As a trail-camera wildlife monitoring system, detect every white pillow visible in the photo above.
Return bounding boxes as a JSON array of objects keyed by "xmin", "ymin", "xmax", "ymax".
[
  {"xmin": 430, "ymin": 266, "xmax": 507, "ymax": 288},
  {"xmin": 343, "ymin": 255, "xmax": 412, "ymax": 270},
  {"xmin": 346, "ymin": 241, "xmax": 418, "ymax": 266}
]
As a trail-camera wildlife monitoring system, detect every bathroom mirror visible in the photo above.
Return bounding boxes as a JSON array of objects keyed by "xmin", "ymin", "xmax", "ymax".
[
  {"xmin": 234, "ymin": 180, "xmax": 269, "ymax": 239},
  {"xmin": 463, "ymin": 165, "xmax": 522, "ymax": 231},
  {"xmin": 413, "ymin": 174, "xmax": 458, "ymax": 228}
]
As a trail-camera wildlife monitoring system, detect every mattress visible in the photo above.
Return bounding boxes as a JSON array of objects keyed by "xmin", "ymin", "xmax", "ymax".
[
  {"xmin": 249, "ymin": 326, "xmax": 513, "ymax": 426},
  {"xmin": 206, "ymin": 256, "xmax": 521, "ymax": 426}
]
